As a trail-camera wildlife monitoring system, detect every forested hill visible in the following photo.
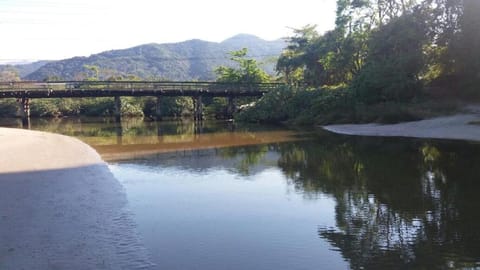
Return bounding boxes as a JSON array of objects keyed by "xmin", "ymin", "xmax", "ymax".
[
  {"xmin": 0, "ymin": 60, "xmax": 51, "ymax": 80},
  {"xmin": 23, "ymin": 34, "xmax": 285, "ymax": 81}
]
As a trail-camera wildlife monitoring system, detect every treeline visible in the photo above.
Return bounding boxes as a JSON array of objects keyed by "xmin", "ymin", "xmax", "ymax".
[
  {"xmin": 238, "ymin": 0, "xmax": 480, "ymax": 124},
  {"xmin": 0, "ymin": 95, "xmax": 242, "ymax": 119},
  {"xmin": 0, "ymin": 96, "xmax": 183, "ymax": 118}
]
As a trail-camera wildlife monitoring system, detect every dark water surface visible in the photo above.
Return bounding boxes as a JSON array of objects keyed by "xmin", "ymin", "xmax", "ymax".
[{"xmin": 5, "ymin": 117, "xmax": 480, "ymax": 269}]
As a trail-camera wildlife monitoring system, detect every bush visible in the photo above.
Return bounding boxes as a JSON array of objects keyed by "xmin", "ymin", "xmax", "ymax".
[
  {"xmin": 0, "ymin": 99, "xmax": 19, "ymax": 117},
  {"xmin": 80, "ymin": 98, "xmax": 115, "ymax": 116},
  {"xmin": 235, "ymin": 85, "xmax": 355, "ymax": 125},
  {"xmin": 121, "ymin": 98, "xmax": 144, "ymax": 117},
  {"xmin": 235, "ymin": 86, "xmax": 297, "ymax": 123},
  {"xmin": 30, "ymin": 99, "xmax": 61, "ymax": 117},
  {"xmin": 143, "ymin": 96, "xmax": 194, "ymax": 118}
]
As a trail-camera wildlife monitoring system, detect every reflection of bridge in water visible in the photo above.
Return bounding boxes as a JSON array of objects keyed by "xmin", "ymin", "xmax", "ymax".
[
  {"xmin": 87, "ymin": 129, "xmax": 304, "ymax": 162},
  {"xmin": 0, "ymin": 81, "xmax": 284, "ymax": 125}
]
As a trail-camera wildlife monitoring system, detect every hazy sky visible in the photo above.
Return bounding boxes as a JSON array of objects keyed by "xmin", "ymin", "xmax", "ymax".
[{"xmin": 0, "ymin": 0, "xmax": 336, "ymax": 62}]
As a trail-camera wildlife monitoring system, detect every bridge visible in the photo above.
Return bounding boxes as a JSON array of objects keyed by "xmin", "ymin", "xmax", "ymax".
[{"xmin": 0, "ymin": 81, "xmax": 283, "ymax": 123}]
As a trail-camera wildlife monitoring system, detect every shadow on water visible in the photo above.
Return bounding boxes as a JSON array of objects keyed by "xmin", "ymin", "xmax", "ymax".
[
  {"xmin": 0, "ymin": 164, "xmax": 153, "ymax": 269},
  {"xmin": 3, "ymin": 117, "xmax": 480, "ymax": 269}
]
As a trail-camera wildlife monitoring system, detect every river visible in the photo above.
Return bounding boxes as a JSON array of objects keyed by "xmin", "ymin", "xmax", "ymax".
[{"xmin": 2, "ymin": 117, "xmax": 480, "ymax": 270}]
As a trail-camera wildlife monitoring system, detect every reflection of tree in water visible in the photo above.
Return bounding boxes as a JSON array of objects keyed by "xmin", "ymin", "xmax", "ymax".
[
  {"xmin": 219, "ymin": 144, "xmax": 270, "ymax": 175},
  {"xmin": 277, "ymin": 136, "xmax": 480, "ymax": 269}
]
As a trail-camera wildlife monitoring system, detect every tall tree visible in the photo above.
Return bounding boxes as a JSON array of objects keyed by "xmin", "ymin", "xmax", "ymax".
[
  {"xmin": 352, "ymin": 10, "xmax": 428, "ymax": 103},
  {"xmin": 215, "ymin": 48, "xmax": 270, "ymax": 83},
  {"xmin": 276, "ymin": 25, "xmax": 319, "ymax": 85},
  {"xmin": 452, "ymin": 0, "xmax": 480, "ymax": 89}
]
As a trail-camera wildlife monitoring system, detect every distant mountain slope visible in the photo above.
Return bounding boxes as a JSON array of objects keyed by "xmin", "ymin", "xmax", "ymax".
[
  {"xmin": 0, "ymin": 60, "xmax": 51, "ymax": 79},
  {"xmin": 25, "ymin": 34, "xmax": 285, "ymax": 81}
]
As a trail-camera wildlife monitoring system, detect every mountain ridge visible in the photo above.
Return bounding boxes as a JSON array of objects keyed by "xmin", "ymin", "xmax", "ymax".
[{"xmin": 15, "ymin": 34, "xmax": 285, "ymax": 81}]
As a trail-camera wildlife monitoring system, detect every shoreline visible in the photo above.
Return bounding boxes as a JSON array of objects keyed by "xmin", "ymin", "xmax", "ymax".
[
  {"xmin": 323, "ymin": 113, "xmax": 480, "ymax": 142},
  {"xmin": 0, "ymin": 128, "xmax": 152, "ymax": 269}
]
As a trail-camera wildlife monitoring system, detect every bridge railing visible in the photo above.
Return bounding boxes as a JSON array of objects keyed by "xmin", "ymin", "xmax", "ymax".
[
  {"xmin": 0, "ymin": 81, "xmax": 283, "ymax": 93},
  {"xmin": 0, "ymin": 81, "xmax": 68, "ymax": 91}
]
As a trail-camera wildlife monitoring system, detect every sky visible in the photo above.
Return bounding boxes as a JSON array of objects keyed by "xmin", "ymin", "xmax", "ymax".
[{"xmin": 0, "ymin": 0, "xmax": 337, "ymax": 63}]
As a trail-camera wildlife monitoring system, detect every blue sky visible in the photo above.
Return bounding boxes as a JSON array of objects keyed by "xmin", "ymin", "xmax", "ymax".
[{"xmin": 0, "ymin": 0, "xmax": 336, "ymax": 62}]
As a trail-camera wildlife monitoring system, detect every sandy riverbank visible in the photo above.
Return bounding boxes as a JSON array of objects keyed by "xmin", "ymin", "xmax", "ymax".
[
  {"xmin": 323, "ymin": 113, "xmax": 480, "ymax": 142},
  {"xmin": 0, "ymin": 128, "xmax": 152, "ymax": 269}
]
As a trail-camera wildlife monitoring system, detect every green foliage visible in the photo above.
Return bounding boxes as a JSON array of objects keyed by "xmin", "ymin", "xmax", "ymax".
[
  {"xmin": 352, "ymin": 11, "xmax": 427, "ymax": 103},
  {"xmin": 276, "ymin": 25, "xmax": 324, "ymax": 86},
  {"xmin": 450, "ymin": 0, "xmax": 480, "ymax": 96},
  {"xmin": 0, "ymin": 99, "xmax": 19, "ymax": 117},
  {"xmin": 30, "ymin": 100, "xmax": 62, "ymax": 117},
  {"xmin": 79, "ymin": 98, "xmax": 115, "ymax": 116},
  {"xmin": 215, "ymin": 48, "xmax": 271, "ymax": 83},
  {"xmin": 83, "ymin": 65, "xmax": 100, "ymax": 80},
  {"xmin": 277, "ymin": 24, "xmax": 368, "ymax": 87},
  {"xmin": 235, "ymin": 86, "xmax": 298, "ymax": 123},
  {"xmin": 307, "ymin": 87, "xmax": 355, "ymax": 124},
  {"xmin": 236, "ymin": 83, "xmax": 433, "ymax": 125},
  {"xmin": 236, "ymin": 86, "xmax": 354, "ymax": 125},
  {"xmin": 143, "ymin": 97, "xmax": 193, "ymax": 118},
  {"xmin": 273, "ymin": 0, "xmax": 473, "ymax": 116},
  {"xmin": 203, "ymin": 97, "xmax": 228, "ymax": 119},
  {"xmin": 26, "ymin": 97, "xmax": 143, "ymax": 118},
  {"xmin": 120, "ymin": 97, "xmax": 144, "ymax": 117}
]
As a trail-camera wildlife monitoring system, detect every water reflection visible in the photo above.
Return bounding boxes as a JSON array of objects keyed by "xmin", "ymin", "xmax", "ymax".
[
  {"xmin": 125, "ymin": 131, "xmax": 480, "ymax": 269},
  {"xmin": 4, "ymin": 117, "xmax": 480, "ymax": 269},
  {"xmin": 109, "ymin": 123, "xmax": 480, "ymax": 269},
  {"xmin": 277, "ymin": 135, "xmax": 480, "ymax": 269},
  {"xmin": 0, "ymin": 117, "xmax": 305, "ymax": 162}
]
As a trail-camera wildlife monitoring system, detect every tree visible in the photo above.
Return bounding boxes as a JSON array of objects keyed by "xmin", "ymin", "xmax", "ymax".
[
  {"xmin": 352, "ymin": 11, "xmax": 428, "ymax": 103},
  {"xmin": 276, "ymin": 25, "xmax": 320, "ymax": 85},
  {"xmin": 451, "ymin": 0, "xmax": 480, "ymax": 93},
  {"xmin": 215, "ymin": 48, "xmax": 270, "ymax": 83},
  {"xmin": 83, "ymin": 65, "xmax": 100, "ymax": 80}
]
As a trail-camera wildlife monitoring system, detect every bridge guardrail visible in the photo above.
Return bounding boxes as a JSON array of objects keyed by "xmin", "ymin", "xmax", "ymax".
[{"xmin": 0, "ymin": 81, "xmax": 283, "ymax": 93}]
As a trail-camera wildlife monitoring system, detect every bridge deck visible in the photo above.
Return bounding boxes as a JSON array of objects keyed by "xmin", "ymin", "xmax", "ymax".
[{"xmin": 0, "ymin": 81, "xmax": 282, "ymax": 98}]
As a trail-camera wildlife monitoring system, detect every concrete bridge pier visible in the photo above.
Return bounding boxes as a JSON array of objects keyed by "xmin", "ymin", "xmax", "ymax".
[
  {"xmin": 114, "ymin": 96, "xmax": 121, "ymax": 122},
  {"xmin": 16, "ymin": 97, "xmax": 31, "ymax": 128},
  {"xmin": 155, "ymin": 96, "xmax": 162, "ymax": 121},
  {"xmin": 193, "ymin": 96, "xmax": 203, "ymax": 121}
]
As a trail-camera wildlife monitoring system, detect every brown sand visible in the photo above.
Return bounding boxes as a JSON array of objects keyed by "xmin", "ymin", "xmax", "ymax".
[{"xmin": 0, "ymin": 128, "xmax": 152, "ymax": 269}]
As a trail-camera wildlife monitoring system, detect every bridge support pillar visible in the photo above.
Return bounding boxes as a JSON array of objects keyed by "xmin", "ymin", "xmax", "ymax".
[
  {"xmin": 226, "ymin": 96, "xmax": 235, "ymax": 119},
  {"xmin": 155, "ymin": 96, "xmax": 162, "ymax": 121},
  {"xmin": 16, "ymin": 97, "xmax": 31, "ymax": 128},
  {"xmin": 193, "ymin": 96, "xmax": 203, "ymax": 121},
  {"xmin": 114, "ymin": 96, "xmax": 121, "ymax": 122}
]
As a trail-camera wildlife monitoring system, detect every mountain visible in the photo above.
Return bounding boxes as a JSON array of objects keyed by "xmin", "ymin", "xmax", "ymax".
[
  {"xmin": 23, "ymin": 34, "xmax": 286, "ymax": 81},
  {"xmin": 0, "ymin": 60, "xmax": 51, "ymax": 79}
]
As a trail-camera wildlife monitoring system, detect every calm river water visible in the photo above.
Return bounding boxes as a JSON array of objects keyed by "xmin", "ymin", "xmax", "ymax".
[{"xmin": 3, "ymin": 117, "xmax": 480, "ymax": 269}]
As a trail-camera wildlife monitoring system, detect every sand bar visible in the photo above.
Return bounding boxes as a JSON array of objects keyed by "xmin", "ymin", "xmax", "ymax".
[
  {"xmin": 323, "ymin": 114, "xmax": 480, "ymax": 142},
  {"xmin": 0, "ymin": 128, "xmax": 152, "ymax": 269}
]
